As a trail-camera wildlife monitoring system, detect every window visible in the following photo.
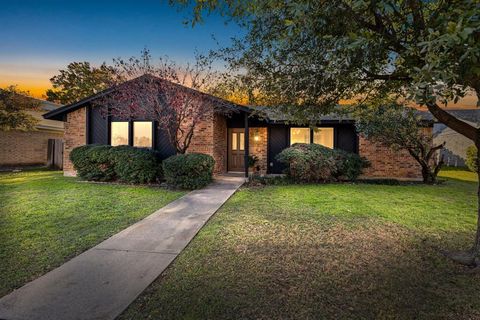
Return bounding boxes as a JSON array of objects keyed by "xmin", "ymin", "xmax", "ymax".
[
  {"xmin": 111, "ymin": 122, "xmax": 129, "ymax": 146},
  {"xmin": 232, "ymin": 132, "xmax": 237, "ymax": 150},
  {"xmin": 239, "ymin": 132, "xmax": 245, "ymax": 150},
  {"xmin": 290, "ymin": 128, "xmax": 310, "ymax": 145},
  {"xmin": 313, "ymin": 127, "xmax": 334, "ymax": 148},
  {"xmin": 133, "ymin": 121, "xmax": 153, "ymax": 148}
]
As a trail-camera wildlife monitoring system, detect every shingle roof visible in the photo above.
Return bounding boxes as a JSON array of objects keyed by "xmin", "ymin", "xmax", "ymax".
[
  {"xmin": 43, "ymin": 74, "xmax": 251, "ymax": 121},
  {"xmin": 252, "ymin": 105, "xmax": 434, "ymax": 124}
]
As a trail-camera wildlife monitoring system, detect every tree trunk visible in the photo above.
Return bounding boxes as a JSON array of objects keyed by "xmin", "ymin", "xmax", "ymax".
[
  {"xmin": 449, "ymin": 142, "xmax": 480, "ymax": 267},
  {"xmin": 421, "ymin": 165, "xmax": 435, "ymax": 184},
  {"xmin": 473, "ymin": 143, "xmax": 480, "ymax": 256}
]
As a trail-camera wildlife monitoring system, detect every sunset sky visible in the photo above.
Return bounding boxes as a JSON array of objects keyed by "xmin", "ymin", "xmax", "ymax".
[
  {"xmin": 1, "ymin": 0, "xmax": 477, "ymax": 108},
  {"xmin": 0, "ymin": 0, "xmax": 243, "ymax": 98}
]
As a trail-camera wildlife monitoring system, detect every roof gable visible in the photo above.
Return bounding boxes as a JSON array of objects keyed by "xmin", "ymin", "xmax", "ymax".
[{"xmin": 43, "ymin": 75, "xmax": 251, "ymax": 121}]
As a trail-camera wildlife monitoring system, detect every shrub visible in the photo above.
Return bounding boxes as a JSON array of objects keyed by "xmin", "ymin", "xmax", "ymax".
[
  {"xmin": 110, "ymin": 146, "xmax": 162, "ymax": 184},
  {"xmin": 276, "ymin": 144, "xmax": 338, "ymax": 182},
  {"xmin": 466, "ymin": 145, "xmax": 477, "ymax": 173},
  {"xmin": 70, "ymin": 144, "xmax": 162, "ymax": 183},
  {"xmin": 163, "ymin": 153, "xmax": 215, "ymax": 189},
  {"xmin": 276, "ymin": 143, "xmax": 369, "ymax": 183},
  {"xmin": 70, "ymin": 144, "xmax": 115, "ymax": 181},
  {"xmin": 335, "ymin": 149, "xmax": 370, "ymax": 181}
]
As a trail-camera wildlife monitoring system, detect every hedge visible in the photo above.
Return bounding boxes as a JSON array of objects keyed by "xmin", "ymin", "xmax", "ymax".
[
  {"xmin": 276, "ymin": 143, "xmax": 369, "ymax": 183},
  {"xmin": 162, "ymin": 153, "xmax": 215, "ymax": 189},
  {"xmin": 70, "ymin": 144, "xmax": 162, "ymax": 184},
  {"xmin": 466, "ymin": 145, "xmax": 477, "ymax": 173}
]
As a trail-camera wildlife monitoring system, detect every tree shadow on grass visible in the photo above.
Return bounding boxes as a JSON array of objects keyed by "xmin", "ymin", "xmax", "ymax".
[{"xmin": 120, "ymin": 218, "xmax": 480, "ymax": 320}]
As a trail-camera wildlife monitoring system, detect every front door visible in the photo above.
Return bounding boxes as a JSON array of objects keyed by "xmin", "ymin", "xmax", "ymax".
[{"xmin": 228, "ymin": 128, "xmax": 245, "ymax": 171}]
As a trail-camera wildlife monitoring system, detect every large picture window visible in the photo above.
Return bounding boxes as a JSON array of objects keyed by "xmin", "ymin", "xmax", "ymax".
[
  {"xmin": 313, "ymin": 127, "xmax": 334, "ymax": 148},
  {"xmin": 290, "ymin": 128, "xmax": 310, "ymax": 145},
  {"xmin": 133, "ymin": 121, "xmax": 153, "ymax": 148},
  {"xmin": 110, "ymin": 121, "xmax": 129, "ymax": 146}
]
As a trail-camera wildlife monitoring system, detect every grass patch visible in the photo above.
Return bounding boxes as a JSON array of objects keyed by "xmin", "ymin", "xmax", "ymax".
[
  {"xmin": 121, "ymin": 169, "xmax": 479, "ymax": 319},
  {"xmin": 0, "ymin": 170, "xmax": 185, "ymax": 297},
  {"xmin": 439, "ymin": 167, "xmax": 477, "ymax": 182}
]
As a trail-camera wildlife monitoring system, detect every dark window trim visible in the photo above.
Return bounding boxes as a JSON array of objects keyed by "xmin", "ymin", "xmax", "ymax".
[
  {"xmin": 288, "ymin": 126, "xmax": 336, "ymax": 148},
  {"xmin": 110, "ymin": 120, "xmax": 130, "ymax": 146},
  {"xmin": 86, "ymin": 105, "xmax": 91, "ymax": 144},
  {"xmin": 109, "ymin": 120, "xmax": 155, "ymax": 149},
  {"xmin": 132, "ymin": 120, "xmax": 154, "ymax": 149}
]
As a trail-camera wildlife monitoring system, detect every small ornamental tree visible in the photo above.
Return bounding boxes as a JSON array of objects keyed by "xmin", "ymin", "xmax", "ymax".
[
  {"xmin": 0, "ymin": 86, "xmax": 40, "ymax": 131},
  {"xmin": 355, "ymin": 103, "xmax": 444, "ymax": 184},
  {"xmin": 100, "ymin": 49, "xmax": 233, "ymax": 154}
]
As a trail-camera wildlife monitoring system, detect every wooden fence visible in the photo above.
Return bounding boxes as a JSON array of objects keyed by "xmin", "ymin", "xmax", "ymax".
[{"xmin": 47, "ymin": 139, "xmax": 64, "ymax": 169}]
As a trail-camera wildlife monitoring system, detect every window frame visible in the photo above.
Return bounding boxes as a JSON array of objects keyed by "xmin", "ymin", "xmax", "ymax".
[
  {"xmin": 132, "ymin": 120, "xmax": 154, "ymax": 149},
  {"xmin": 110, "ymin": 121, "xmax": 130, "ymax": 146},
  {"xmin": 313, "ymin": 127, "xmax": 335, "ymax": 149},
  {"xmin": 289, "ymin": 127, "xmax": 311, "ymax": 145},
  {"xmin": 288, "ymin": 126, "xmax": 336, "ymax": 148},
  {"xmin": 109, "ymin": 120, "xmax": 155, "ymax": 149}
]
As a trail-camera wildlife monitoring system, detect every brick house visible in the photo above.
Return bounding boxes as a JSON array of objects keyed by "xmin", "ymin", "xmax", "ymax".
[
  {"xmin": 1, "ymin": 99, "xmax": 64, "ymax": 168},
  {"xmin": 43, "ymin": 76, "xmax": 432, "ymax": 180}
]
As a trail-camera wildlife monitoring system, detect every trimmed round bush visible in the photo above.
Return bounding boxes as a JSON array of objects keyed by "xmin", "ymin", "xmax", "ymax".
[
  {"xmin": 276, "ymin": 143, "xmax": 338, "ymax": 182},
  {"xmin": 276, "ymin": 143, "xmax": 369, "ymax": 183},
  {"xmin": 162, "ymin": 153, "xmax": 215, "ymax": 189},
  {"xmin": 70, "ymin": 144, "xmax": 115, "ymax": 181},
  {"xmin": 466, "ymin": 145, "xmax": 477, "ymax": 172},
  {"xmin": 110, "ymin": 146, "xmax": 162, "ymax": 184},
  {"xmin": 70, "ymin": 144, "xmax": 162, "ymax": 184}
]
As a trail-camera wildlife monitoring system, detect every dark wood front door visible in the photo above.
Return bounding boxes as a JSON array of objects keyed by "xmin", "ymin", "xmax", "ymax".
[{"xmin": 228, "ymin": 128, "xmax": 245, "ymax": 171}]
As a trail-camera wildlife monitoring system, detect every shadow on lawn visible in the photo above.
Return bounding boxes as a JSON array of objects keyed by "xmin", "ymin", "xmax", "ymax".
[{"xmin": 121, "ymin": 219, "xmax": 480, "ymax": 320}]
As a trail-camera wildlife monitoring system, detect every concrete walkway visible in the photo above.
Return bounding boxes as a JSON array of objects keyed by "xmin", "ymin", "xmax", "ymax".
[{"xmin": 0, "ymin": 175, "xmax": 245, "ymax": 320}]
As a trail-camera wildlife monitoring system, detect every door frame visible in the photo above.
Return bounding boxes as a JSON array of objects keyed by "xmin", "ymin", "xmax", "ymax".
[{"xmin": 227, "ymin": 128, "xmax": 245, "ymax": 172}]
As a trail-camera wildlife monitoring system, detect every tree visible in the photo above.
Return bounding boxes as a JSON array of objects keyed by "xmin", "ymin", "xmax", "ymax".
[
  {"xmin": 99, "ymin": 49, "xmax": 233, "ymax": 154},
  {"xmin": 46, "ymin": 62, "xmax": 116, "ymax": 104},
  {"xmin": 355, "ymin": 102, "xmax": 444, "ymax": 183},
  {"xmin": 172, "ymin": 0, "xmax": 480, "ymax": 266},
  {"xmin": 0, "ymin": 86, "xmax": 40, "ymax": 131},
  {"xmin": 466, "ymin": 145, "xmax": 477, "ymax": 173}
]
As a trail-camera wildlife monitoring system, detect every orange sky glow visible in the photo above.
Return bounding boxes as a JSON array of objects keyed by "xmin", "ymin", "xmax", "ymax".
[{"xmin": 1, "ymin": 64, "xmax": 478, "ymax": 109}]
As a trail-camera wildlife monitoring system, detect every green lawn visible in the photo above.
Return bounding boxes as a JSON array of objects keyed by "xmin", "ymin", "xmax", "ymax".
[
  {"xmin": 121, "ymin": 169, "xmax": 480, "ymax": 319},
  {"xmin": 0, "ymin": 170, "xmax": 185, "ymax": 297}
]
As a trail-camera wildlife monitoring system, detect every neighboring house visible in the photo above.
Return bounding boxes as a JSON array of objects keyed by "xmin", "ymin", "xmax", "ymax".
[
  {"xmin": 432, "ymin": 109, "xmax": 480, "ymax": 167},
  {"xmin": 0, "ymin": 99, "xmax": 64, "ymax": 167},
  {"xmin": 44, "ymin": 76, "xmax": 433, "ymax": 180}
]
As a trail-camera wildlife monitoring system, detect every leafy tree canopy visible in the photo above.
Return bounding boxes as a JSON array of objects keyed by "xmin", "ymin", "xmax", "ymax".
[
  {"xmin": 46, "ymin": 62, "xmax": 116, "ymax": 105},
  {"xmin": 171, "ymin": 0, "xmax": 480, "ymax": 265},
  {"xmin": 173, "ymin": 0, "xmax": 479, "ymax": 137},
  {"xmin": 0, "ymin": 86, "xmax": 40, "ymax": 131}
]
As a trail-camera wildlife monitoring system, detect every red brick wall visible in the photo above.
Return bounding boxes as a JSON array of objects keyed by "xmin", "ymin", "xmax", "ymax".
[
  {"xmin": 358, "ymin": 128, "xmax": 433, "ymax": 180},
  {"xmin": 187, "ymin": 111, "xmax": 228, "ymax": 174},
  {"xmin": 249, "ymin": 127, "xmax": 268, "ymax": 175},
  {"xmin": 0, "ymin": 130, "xmax": 63, "ymax": 166},
  {"xmin": 63, "ymin": 108, "xmax": 86, "ymax": 176}
]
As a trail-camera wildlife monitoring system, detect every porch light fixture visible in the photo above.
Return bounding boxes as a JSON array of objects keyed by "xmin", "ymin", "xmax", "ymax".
[{"xmin": 253, "ymin": 132, "xmax": 260, "ymax": 142}]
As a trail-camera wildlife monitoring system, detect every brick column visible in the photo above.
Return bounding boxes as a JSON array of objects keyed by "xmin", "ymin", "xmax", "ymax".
[
  {"xmin": 63, "ymin": 108, "xmax": 87, "ymax": 176},
  {"xmin": 249, "ymin": 127, "xmax": 268, "ymax": 175}
]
